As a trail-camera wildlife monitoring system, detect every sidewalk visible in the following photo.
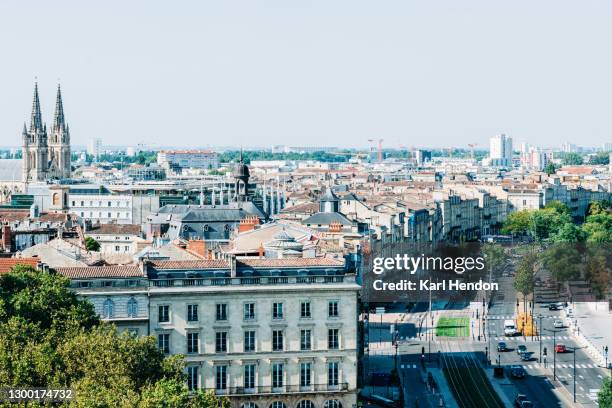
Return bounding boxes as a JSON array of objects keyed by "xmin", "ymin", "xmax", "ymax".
[{"xmin": 570, "ymin": 302, "xmax": 612, "ymax": 367}]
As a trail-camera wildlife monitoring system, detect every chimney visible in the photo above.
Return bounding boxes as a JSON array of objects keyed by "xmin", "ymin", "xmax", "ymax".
[
  {"xmin": 186, "ymin": 239, "xmax": 206, "ymax": 258},
  {"xmin": 258, "ymin": 243, "xmax": 264, "ymax": 258},
  {"xmin": 2, "ymin": 224, "xmax": 11, "ymax": 252},
  {"xmin": 238, "ymin": 216, "xmax": 260, "ymax": 233},
  {"xmin": 230, "ymin": 254, "xmax": 237, "ymax": 278}
]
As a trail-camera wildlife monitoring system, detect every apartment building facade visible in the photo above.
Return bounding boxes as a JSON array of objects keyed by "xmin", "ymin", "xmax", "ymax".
[{"xmin": 146, "ymin": 258, "xmax": 359, "ymax": 408}]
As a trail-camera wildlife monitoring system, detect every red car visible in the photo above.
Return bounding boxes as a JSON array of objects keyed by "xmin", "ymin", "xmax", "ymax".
[{"xmin": 555, "ymin": 344, "xmax": 566, "ymax": 353}]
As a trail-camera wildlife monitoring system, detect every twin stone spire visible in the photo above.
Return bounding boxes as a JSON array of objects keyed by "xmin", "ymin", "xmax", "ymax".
[{"xmin": 22, "ymin": 82, "xmax": 71, "ymax": 182}]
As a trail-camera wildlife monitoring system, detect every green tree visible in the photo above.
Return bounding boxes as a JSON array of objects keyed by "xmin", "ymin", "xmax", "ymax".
[
  {"xmin": 540, "ymin": 244, "xmax": 582, "ymax": 282},
  {"xmin": 549, "ymin": 223, "xmax": 586, "ymax": 243},
  {"xmin": 501, "ymin": 210, "xmax": 532, "ymax": 236},
  {"xmin": 0, "ymin": 267, "xmax": 228, "ymax": 408},
  {"xmin": 544, "ymin": 162, "xmax": 557, "ymax": 175},
  {"xmin": 587, "ymin": 200, "xmax": 611, "ymax": 216},
  {"xmin": 513, "ymin": 252, "xmax": 536, "ymax": 300},
  {"xmin": 562, "ymin": 152, "xmax": 584, "ymax": 166},
  {"xmin": 582, "ymin": 212, "xmax": 612, "ymax": 243},
  {"xmin": 482, "ymin": 243, "xmax": 506, "ymax": 272},
  {"xmin": 84, "ymin": 236, "xmax": 101, "ymax": 252},
  {"xmin": 590, "ymin": 152, "xmax": 610, "ymax": 165},
  {"xmin": 599, "ymin": 377, "xmax": 612, "ymax": 407}
]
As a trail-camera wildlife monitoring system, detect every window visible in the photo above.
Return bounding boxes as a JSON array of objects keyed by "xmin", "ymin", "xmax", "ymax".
[
  {"xmin": 324, "ymin": 400, "xmax": 342, "ymax": 408},
  {"xmin": 300, "ymin": 329, "xmax": 312, "ymax": 351},
  {"xmin": 78, "ymin": 281, "xmax": 92, "ymax": 288},
  {"xmin": 244, "ymin": 364, "xmax": 256, "ymax": 389},
  {"xmin": 187, "ymin": 332, "xmax": 199, "ymax": 354},
  {"xmin": 127, "ymin": 328, "xmax": 138, "ymax": 337},
  {"xmin": 102, "ymin": 298, "xmax": 114, "ymax": 318},
  {"xmin": 300, "ymin": 301, "xmax": 311, "ymax": 318},
  {"xmin": 115, "ymin": 245, "xmax": 120, "ymax": 252},
  {"xmin": 328, "ymin": 328, "xmax": 339, "ymax": 350},
  {"xmin": 187, "ymin": 304, "xmax": 198, "ymax": 322},
  {"xmin": 244, "ymin": 302, "xmax": 255, "ymax": 320},
  {"xmin": 187, "ymin": 366, "xmax": 198, "ymax": 391},
  {"xmin": 272, "ymin": 330, "xmax": 284, "ymax": 351},
  {"xmin": 300, "ymin": 362, "xmax": 311, "ymax": 387},
  {"xmin": 272, "ymin": 302, "xmax": 283, "ymax": 319},
  {"xmin": 71, "ymin": 201, "xmax": 75, "ymax": 206},
  {"xmin": 328, "ymin": 300, "xmax": 339, "ymax": 317},
  {"xmin": 80, "ymin": 201, "xmax": 84, "ymax": 206},
  {"xmin": 270, "ymin": 403, "xmax": 286, "ymax": 408},
  {"xmin": 328, "ymin": 362, "xmax": 339, "ymax": 386},
  {"xmin": 216, "ymin": 331, "xmax": 227, "ymax": 353},
  {"xmin": 215, "ymin": 365, "xmax": 227, "ymax": 391},
  {"xmin": 127, "ymin": 297, "xmax": 137, "ymax": 317},
  {"xmin": 158, "ymin": 333, "xmax": 170, "ymax": 354},
  {"xmin": 158, "ymin": 305, "xmax": 169, "ymax": 323},
  {"xmin": 272, "ymin": 363, "xmax": 284, "ymax": 388},
  {"xmin": 297, "ymin": 402, "xmax": 315, "ymax": 408},
  {"xmin": 216, "ymin": 303, "xmax": 228, "ymax": 321},
  {"xmin": 244, "ymin": 330, "xmax": 256, "ymax": 352},
  {"xmin": 107, "ymin": 201, "xmax": 112, "ymax": 207},
  {"xmin": 242, "ymin": 404, "xmax": 258, "ymax": 408}
]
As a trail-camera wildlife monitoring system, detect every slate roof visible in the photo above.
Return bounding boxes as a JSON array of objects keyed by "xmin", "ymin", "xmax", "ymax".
[
  {"xmin": 88, "ymin": 224, "xmax": 142, "ymax": 235},
  {"xmin": 238, "ymin": 258, "xmax": 345, "ymax": 268},
  {"xmin": 150, "ymin": 260, "xmax": 230, "ymax": 269},
  {"xmin": 302, "ymin": 212, "xmax": 354, "ymax": 226}
]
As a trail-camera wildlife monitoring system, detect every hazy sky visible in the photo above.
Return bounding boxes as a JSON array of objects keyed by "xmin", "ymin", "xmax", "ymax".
[{"xmin": 1, "ymin": 1, "xmax": 611, "ymax": 149}]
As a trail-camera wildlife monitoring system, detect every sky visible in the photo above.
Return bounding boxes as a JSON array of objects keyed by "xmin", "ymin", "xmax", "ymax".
[{"xmin": 1, "ymin": 0, "xmax": 611, "ymax": 150}]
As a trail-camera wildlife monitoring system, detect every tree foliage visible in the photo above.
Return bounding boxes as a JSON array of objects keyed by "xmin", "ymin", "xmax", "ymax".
[
  {"xmin": 84, "ymin": 237, "xmax": 101, "ymax": 252},
  {"xmin": 561, "ymin": 152, "xmax": 584, "ymax": 166},
  {"xmin": 501, "ymin": 210, "xmax": 531, "ymax": 236},
  {"xmin": 513, "ymin": 251, "xmax": 537, "ymax": 298},
  {"xmin": 0, "ymin": 266, "xmax": 228, "ymax": 408},
  {"xmin": 599, "ymin": 377, "xmax": 612, "ymax": 407}
]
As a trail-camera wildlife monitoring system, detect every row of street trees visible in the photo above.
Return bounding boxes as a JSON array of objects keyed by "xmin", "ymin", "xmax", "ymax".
[{"xmin": 0, "ymin": 265, "xmax": 229, "ymax": 407}]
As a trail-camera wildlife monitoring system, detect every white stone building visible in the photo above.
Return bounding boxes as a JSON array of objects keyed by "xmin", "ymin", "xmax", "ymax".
[{"xmin": 145, "ymin": 257, "xmax": 359, "ymax": 408}]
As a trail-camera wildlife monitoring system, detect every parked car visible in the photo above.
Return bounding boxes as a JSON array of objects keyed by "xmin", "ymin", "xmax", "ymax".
[
  {"xmin": 555, "ymin": 344, "xmax": 566, "ymax": 353},
  {"xmin": 553, "ymin": 319, "xmax": 564, "ymax": 328},
  {"xmin": 510, "ymin": 365, "xmax": 526, "ymax": 378},
  {"xmin": 517, "ymin": 345, "xmax": 528, "ymax": 354},
  {"xmin": 548, "ymin": 303, "xmax": 560, "ymax": 311},
  {"xmin": 497, "ymin": 341, "xmax": 508, "ymax": 352}
]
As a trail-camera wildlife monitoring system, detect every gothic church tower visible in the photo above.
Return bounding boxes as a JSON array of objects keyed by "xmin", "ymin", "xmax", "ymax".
[{"xmin": 22, "ymin": 82, "xmax": 71, "ymax": 182}]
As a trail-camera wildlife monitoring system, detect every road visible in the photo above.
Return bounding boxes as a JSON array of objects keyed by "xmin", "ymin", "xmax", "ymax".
[{"xmin": 486, "ymin": 276, "xmax": 607, "ymax": 407}]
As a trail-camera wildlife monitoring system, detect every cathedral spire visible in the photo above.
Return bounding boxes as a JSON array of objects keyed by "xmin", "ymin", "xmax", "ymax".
[
  {"xmin": 30, "ymin": 82, "xmax": 43, "ymax": 132},
  {"xmin": 53, "ymin": 83, "xmax": 65, "ymax": 131}
]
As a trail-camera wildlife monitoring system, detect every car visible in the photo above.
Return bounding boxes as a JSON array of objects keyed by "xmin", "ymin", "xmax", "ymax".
[
  {"xmin": 514, "ymin": 394, "xmax": 529, "ymax": 407},
  {"xmin": 520, "ymin": 351, "xmax": 533, "ymax": 361},
  {"xmin": 553, "ymin": 319, "xmax": 564, "ymax": 328},
  {"xmin": 517, "ymin": 345, "xmax": 528, "ymax": 354},
  {"xmin": 519, "ymin": 402, "xmax": 534, "ymax": 408},
  {"xmin": 555, "ymin": 344, "xmax": 566, "ymax": 353},
  {"xmin": 548, "ymin": 303, "xmax": 559, "ymax": 311},
  {"xmin": 497, "ymin": 341, "xmax": 508, "ymax": 352},
  {"xmin": 510, "ymin": 365, "xmax": 526, "ymax": 378}
]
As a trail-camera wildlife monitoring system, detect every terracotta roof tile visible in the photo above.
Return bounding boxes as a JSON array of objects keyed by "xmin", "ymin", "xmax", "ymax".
[
  {"xmin": 0, "ymin": 258, "xmax": 40, "ymax": 274},
  {"xmin": 55, "ymin": 265, "xmax": 143, "ymax": 279},
  {"xmin": 237, "ymin": 258, "xmax": 345, "ymax": 268},
  {"xmin": 150, "ymin": 260, "xmax": 229, "ymax": 269}
]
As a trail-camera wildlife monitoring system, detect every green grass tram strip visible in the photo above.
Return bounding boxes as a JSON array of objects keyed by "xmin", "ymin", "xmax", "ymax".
[{"xmin": 435, "ymin": 316, "xmax": 470, "ymax": 337}]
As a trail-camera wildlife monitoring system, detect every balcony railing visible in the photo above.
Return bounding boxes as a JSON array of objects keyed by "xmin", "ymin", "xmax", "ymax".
[
  {"xmin": 203, "ymin": 383, "xmax": 349, "ymax": 396},
  {"xmin": 150, "ymin": 275, "xmax": 352, "ymax": 288}
]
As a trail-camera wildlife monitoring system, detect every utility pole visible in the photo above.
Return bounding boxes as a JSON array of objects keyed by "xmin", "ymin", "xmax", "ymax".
[{"xmin": 538, "ymin": 315, "xmax": 543, "ymax": 363}]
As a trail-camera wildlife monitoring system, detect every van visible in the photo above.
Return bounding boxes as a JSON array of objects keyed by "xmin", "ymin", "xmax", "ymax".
[{"xmin": 504, "ymin": 319, "xmax": 517, "ymax": 336}]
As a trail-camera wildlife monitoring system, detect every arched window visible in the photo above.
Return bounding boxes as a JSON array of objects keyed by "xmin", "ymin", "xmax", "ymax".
[
  {"xmin": 241, "ymin": 403, "xmax": 259, "ymax": 408},
  {"xmin": 102, "ymin": 298, "xmax": 114, "ymax": 318},
  {"xmin": 297, "ymin": 401, "xmax": 315, "ymax": 408},
  {"xmin": 269, "ymin": 402, "xmax": 287, "ymax": 408},
  {"xmin": 323, "ymin": 401, "xmax": 342, "ymax": 408},
  {"xmin": 127, "ymin": 297, "xmax": 138, "ymax": 317}
]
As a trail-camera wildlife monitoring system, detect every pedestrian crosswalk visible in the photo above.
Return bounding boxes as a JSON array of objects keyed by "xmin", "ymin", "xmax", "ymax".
[
  {"xmin": 487, "ymin": 315, "xmax": 556, "ymax": 320},
  {"xmin": 517, "ymin": 363, "xmax": 599, "ymax": 370},
  {"xmin": 492, "ymin": 335, "xmax": 570, "ymax": 341}
]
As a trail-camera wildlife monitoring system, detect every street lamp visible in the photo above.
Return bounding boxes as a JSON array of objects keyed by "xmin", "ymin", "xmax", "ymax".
[
  {"xmin": 569, "ymin": 346, "xmax": 586, "ymax": 403},
  {"xmin": 544, "ymin": 328, "xmax": 562, "ymax": 381},
  {"xmin": 537, "ymin": 314, "xmax": 543, "ymax": 363}
]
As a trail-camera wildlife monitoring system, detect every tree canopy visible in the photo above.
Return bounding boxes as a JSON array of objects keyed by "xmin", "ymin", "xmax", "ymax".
[{"xmin": 0, "ymin": 266, "xmax": 228, "ymax": 408}]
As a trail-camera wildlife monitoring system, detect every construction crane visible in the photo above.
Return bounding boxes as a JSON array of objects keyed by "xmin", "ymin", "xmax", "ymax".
[
  {"xmin": 468, "ymin": 143, "xmax": 478, "ymax": 159},
  {"xmin": 368, "ymin": 138, "xmax": 384, "ymax": 162}
]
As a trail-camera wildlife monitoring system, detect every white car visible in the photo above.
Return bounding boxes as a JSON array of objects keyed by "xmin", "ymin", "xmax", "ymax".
[{"xmin": 553, "ymin": 319, "xmax": 564, "ymax": 328}]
